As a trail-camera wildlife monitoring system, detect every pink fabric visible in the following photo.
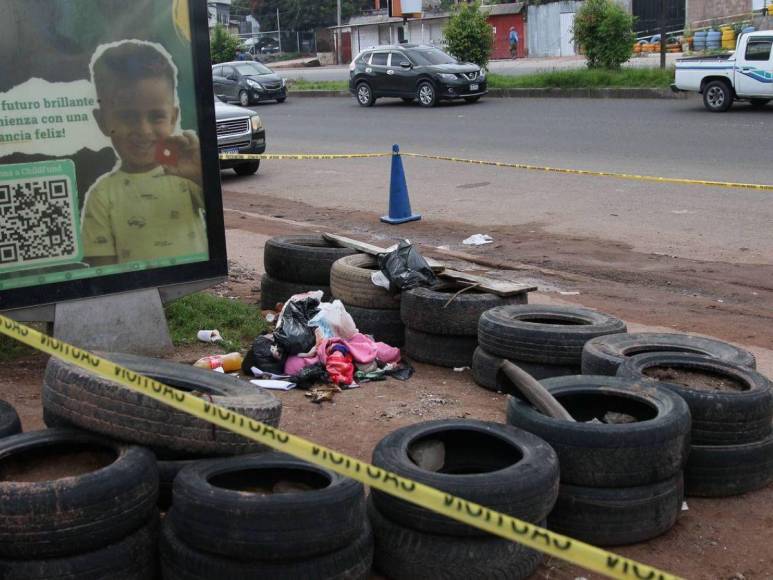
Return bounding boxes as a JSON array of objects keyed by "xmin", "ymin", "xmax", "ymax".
[
  {"xmin": 317, "ymin": 333, "xmax": 400, "ymax": 366},
  {"xmin": 284, "ymin": 354, "xmax": 320, "ymax": 375}
]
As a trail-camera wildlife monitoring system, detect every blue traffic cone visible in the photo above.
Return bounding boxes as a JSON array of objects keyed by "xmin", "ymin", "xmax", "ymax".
[{"xmin": 381, "ymin": 144, "xmax": 421, "ymax": 224}]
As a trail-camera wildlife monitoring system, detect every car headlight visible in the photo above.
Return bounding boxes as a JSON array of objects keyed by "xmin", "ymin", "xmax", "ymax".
[
  {"xmin": 438, "ymin": 73, "xmax": 457, "ymax": 81},
  {"xmin": 250, "ymin": 115, "xmax": 262, "ymax": 131},
  {"xmin": 246, "ymin": 79, "xmax": 263, "ymax": 90}
]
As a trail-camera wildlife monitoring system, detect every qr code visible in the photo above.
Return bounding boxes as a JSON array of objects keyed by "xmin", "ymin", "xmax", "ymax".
[{"xmin": 0, "ymin": 176, "xmax": 80, "ymax": 269}]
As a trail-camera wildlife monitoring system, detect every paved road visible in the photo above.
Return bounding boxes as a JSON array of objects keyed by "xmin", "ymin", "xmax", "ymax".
[
  {"xmin": 232, "ymin": 96, "xmax": 773, "ymax": 263},
  {"xmin": 276, "ymin": 53, "xmax": 683, "ymax": 82}
]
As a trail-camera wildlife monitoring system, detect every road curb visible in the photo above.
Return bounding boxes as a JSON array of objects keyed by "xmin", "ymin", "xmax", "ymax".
[{"xmin": 288, "ymin": 87, "xmax": 686, "ymax": 100}]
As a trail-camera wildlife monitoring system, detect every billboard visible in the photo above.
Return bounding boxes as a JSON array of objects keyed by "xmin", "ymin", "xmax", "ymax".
[
  {"xmin": 0, "ymin": 0, "xmax": 227, "ymax": 311},
  {"xmin": 389, "ymin": 0, "xmax": 423, "ymax": 18}
]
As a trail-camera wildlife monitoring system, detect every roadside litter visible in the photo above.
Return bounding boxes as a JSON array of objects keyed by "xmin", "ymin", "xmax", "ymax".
[
  {"xmin": 462, "ymin": 234, "xmax": 494, "ymax": 246},
  {"xmin": 196, "ymin": 329, "xmax": 223, "ymax": 343}
]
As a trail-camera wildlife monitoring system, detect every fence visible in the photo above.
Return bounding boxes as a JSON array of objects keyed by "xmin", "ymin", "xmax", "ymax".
[{"xmin": 238, "ymin": 30, "xmax": 317, "ymax": 59}]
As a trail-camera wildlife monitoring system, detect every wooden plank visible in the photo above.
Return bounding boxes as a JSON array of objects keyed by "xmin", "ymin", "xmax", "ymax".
[
  {"xmin": 323, "ymin": 233, "xmax": 445, "ymax": 271},
  {"xmin": 500, "ymin": 361, "xmax": 575, "ymax": 421}
]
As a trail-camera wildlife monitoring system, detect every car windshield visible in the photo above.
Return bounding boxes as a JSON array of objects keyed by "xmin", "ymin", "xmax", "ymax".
[
  {"xmin": 233, "ymin": 62, "xmax": 272, "ymax": 75},
  {"xmin": 408, "ymin": 48, "xmax": 457, "ymax": 66}
]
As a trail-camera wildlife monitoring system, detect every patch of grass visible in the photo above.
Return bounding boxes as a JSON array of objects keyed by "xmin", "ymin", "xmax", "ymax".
[
  {"xmin": 165, "ymin": 293, "xmax": 268, "ymax": 352},
  {"xmin": 288, "ymin": 79, "xmax": 348, "ymax": 91},
  {"xmin": 488, "ymin": 68, "xmax": 675, "ymax": 89}
]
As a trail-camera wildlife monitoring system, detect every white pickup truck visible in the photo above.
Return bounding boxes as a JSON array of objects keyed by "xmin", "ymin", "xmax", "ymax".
[{"xmin": 673, "ymin": 31, "xmax": 773, "ymax": 112}]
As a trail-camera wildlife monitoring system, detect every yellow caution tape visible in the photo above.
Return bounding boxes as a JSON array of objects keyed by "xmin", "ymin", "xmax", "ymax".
[
  {"xmin": 219, "ymin": 151, "xmax": 773, "ymax": 191},
  {"xmin": 0, "ymin": 314, "xmax": 682, "ymax": 580}
]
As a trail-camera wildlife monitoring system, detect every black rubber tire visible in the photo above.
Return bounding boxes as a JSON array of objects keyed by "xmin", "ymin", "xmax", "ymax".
[
  {"xmin": 478, "ymin": 305, "xmax": 626, "ymax": 365},
  {"xmin": 472, "ymin": 347, "xmax": 579, "ymax": 393},
  {"xmin": 617, "ymin": 353, "xmax": 772, "ymax": 445},
  {"xmin": 505, "ymin": 376, "xmax": 691, "ymax": 487},
  {"xmin": 368, "ymin": 498, "xmax": 543, "ymax": 580},
  {"xmin": 685, "ymin": 434, "xmax": 773, "ymax": 497},
  {"xmin": 160, "ymin": 516, "xmax": 373, "ymax": 580},
  {"xmin": 703, "ymin": 79, "xmax": 733, "ymax": 112},
  {"xmin": 169, "ymin": 453, "xmax": 366, "ymax": 560},
  {"xmin": 548, "ymin": 475, "xmax": 683, "ymax": 547},
  {"xmin": 239, "ymin": 90, "xmax": 251, "ymax": 107},
  {"xmin": 42, "ymin": 353, "xmax": 282, "ymax": 457},
  {"xmin": 401, "ymin": 286, "xmax": 526, "ymax": 336},
  {"xmin": 417, "ymin": 80, "xmax": 438, "ymax": 107},
  {"xmin": 0, "ymin": 429, "xmax": 158, "ymax": 559},
  {"xmin": 404, "ymin": 328, "xmax": 477, "ymax": 368},
  {"xmin": 260, "ymin": 273, "xmax": 331, "ymax": 310},
  {"xmin": 581, "ymin": 332, "xmax": 757, "ymax": 376},
  {"xmin": 345, "ymin": 303, "xmax": 405, "ymax": 347},
  {"xmin": 276, "ymin": 97, "xmax": 287, "ymax": 103},
  {"xmin": 0, "ymin": 516, "xmax": 158, "ymax": 580},
  {"xmin": 157, "ymin": 457, "xmax": 200, "ymax": 512},
  {"xmin": 264, "ymin": 235, "xmax": 356, "ymax": 285},
  {"xmin": 0, "ymin": 400, "xmax": 21, "ymax": 438},
  {"xmin": 356, "ymin": 82, "xmax": 375, "ymax": 107},
  {"xmin": 330, "ymin": 254, "xmax": 400, "ymax": 310},
  {"xmin": 233, "ymin": 161, "xmax": 260, "ymax": 175},
  {"xmin": 371, "ymin": 419, "xmax": 559, "ymax": 536}
]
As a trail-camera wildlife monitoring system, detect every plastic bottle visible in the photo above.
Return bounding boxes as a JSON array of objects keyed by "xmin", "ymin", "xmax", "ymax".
[{"xmin": 193, "ymin": 352, "xmax": 244, "ymax": 372}]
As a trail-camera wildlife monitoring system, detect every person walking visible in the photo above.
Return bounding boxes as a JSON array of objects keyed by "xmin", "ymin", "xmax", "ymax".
[{"xmin": 509, "ymin": 26, "xmax": 519, "ymax": 59}]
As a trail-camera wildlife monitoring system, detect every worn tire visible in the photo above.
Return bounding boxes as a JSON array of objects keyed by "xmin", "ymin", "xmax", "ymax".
[
  {"xmin": 478, "ymin": 305, "xmax": 626, "ymax": 365},
  {"xmin": 685, "ymin": 434, "xmax": 773, "ymax": 497},
  {"xmin": 368, "ymin": 499, "xmax": 543, "ymax": 580},
  {"xmin": 345, "ymin": 304, "xmax": 405, "ymax": 347},
  {"xmin": 548, "ymin": 475, "xmax": 683, "ymax": 547},
  {"xmin": 160, "ymin": 516, "xmax": 373, "ymax": 580},
  {"xmin": 617, "ymin": 353, "xmax": 772, "ymax": 445},
  {"xmin": 506, "ymin": 376, "xmax": 691, "ymax": 487},
  {"xmin": 330, "ymin": 254, "xmax": 400, "ymax": 310},
  {"xmin": 371, "ymin": 419, "xmax": 559, "ymax": 536},
  {"xmin": 0, "ymin": 429, "xmax": 158, "ymax": 559},
  {"xmin": 472, "ymin": 347, "xmax": 579, "ymax": 393},
  {"xmin": 42, "ymin": 353, "xmax": 282, "ymax": 457},
  {"xmin": 404, "ymin": 328, "xmax": 477, "ymax": 368},
  {"xmin": 260, "ymin": 273, "xmax": 331, "ymax": 310},
  {"xmin": 264, "ymin": 235, "xmax": 356, "ymax": 285},
  {"xmin": 582, "ymin": 332, "xmax": 757, "ymax": 376},
  {"xmin": 0, "ymin": 400, "xmax": 21, "ymax": 438},
  {"xmin": 169, "ymin": 453, "xmax": 366, "ymax": 560},
  {"xmin": 401, "ymin": 286, "xmax": 526, "ymax": 336},
  {"xmin": 157, "ymin": 457, "xmax": 200, "ymax": 512},
  {"xmin": 0, "ymin": 516, "xmax": 158, "ymax": 580}
]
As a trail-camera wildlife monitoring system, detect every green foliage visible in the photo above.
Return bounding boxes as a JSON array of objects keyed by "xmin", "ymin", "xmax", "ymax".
[
  {"xmin": 288, "ymin": 79, "xmax": 348, "ymax": 91},
  {"xmin": 443, "ymin": 1, "xmax": 494, "ymax": 68},
  {"xmin": 487, "ymin": 68, "xmax": 674, "ymax": 89},
  {"xmin": 165, "ymin": 293, "xmax": 268, "ymax": 352},
  {"xmin": 210, "ymin": 24, "xmax": 242, "ymax": 64},
  {"xmin": 573, "ymin": 0, "xmax": 635, "ymax": 69}
]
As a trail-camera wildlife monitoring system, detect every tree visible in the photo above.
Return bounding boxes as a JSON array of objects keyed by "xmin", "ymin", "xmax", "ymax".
[
  {"xmin": 572, "ymin": 0, "xmax": 635, "ymax": 69},
  {"xmin": 210, "ymin": 24, "xmax": 242, "ymax": 64},
  {"xmin": 443, "ymin": 1, "xmax": 494, "ymax": 68}
]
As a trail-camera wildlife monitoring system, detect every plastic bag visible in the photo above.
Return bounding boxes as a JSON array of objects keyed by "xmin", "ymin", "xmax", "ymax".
[
  {"xmin": 241, "ymin": 335, "xmax": 285, "ymax": 375},
  {"xmin": 378, "ymin": 240, "xmax": 438, "ymax": 292},
  {"xmin": 274, "ymin": 298, "xmax": 320, "ymax": 356},
  {"xmin": 308, "ymin": 300, "xmax": 358, "ymax": 339}
]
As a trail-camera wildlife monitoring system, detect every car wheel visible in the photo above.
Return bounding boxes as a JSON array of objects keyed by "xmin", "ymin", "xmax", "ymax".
[
  {"xmin": 749, "ymin": 98, "xmax": 770, "ymax": 108},
  {"xmin": 234, "ymin": 161, "xmax": 260, "ymax": 176},
  {"xmin": 703, "ymin": 80, "xmax": 732, "ymax": 112},
  {"xmin": 276, "ymin": 97, "xmax": 286, "ymax": 103},
  {"xmin": 417, "ymin": 81, "xmax": 437, "ymax": 107},
  {"xmin": 238, "ymin": 90, "xmax": 250, "ymax": 107},
  {"xmin": 356, "ymin": 82, "xmax": 375, "ymax": 107},
  {"xmin": 464, "ymin": 96, "xmax": 481, "ymax": 103}
]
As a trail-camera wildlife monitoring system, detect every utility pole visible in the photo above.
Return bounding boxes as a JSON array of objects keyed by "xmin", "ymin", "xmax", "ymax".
[
  {"xmin": 659, "ymin": 0, "xmax": 667, "ymax": 69},
  {"xmin": 277, "ymin": 7, "xmax": 282, "ymax": 53},
  {"xmin": 337, "ymin": 0, "xmax": 342, "ymax": 64}
]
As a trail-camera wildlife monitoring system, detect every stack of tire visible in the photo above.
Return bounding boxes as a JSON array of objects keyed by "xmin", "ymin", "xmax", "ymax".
[
  {"xmin": 160, "ymin": 453, "xmax": 373, "ymax": 579},
  {"xmin": 330, "ymin": 253, "xmax": 405, "ymax": 346},
  {"xmin": 0, "ymin": 429, "xmax": 159, "ymax": 579},
  {"xmin": 261, "ymin": 235, "xmax": 356, "ymax": 310},
  {"xmin": 506, "ymin": 376, "xmax": 691, "ymax": 546},
  {"xmin": 0, "ymin": 399, "xmax": 21, "ymax": 439},
  {"xmin": 368, "ymin": 419, "xmax": 559, "ymax": 579},
  {"xmin": 41, "ymin": 353, "xmax": 283, "ymax": 510},
  {"xmin": 474, "ymin": 305, "xmax": 627, "ymax": 393},
  {"xmin": 401, "ymin": 286, "xmax": 526, "ymax": 368},
  {"xmin": 616, "ymin": 352, "xmax": 773, "ymax": 498}
]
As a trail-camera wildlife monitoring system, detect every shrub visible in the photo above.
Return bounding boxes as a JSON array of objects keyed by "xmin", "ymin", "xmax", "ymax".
[
  {"xmin": 443, "ymin": 1, "xmax": 494, "ymax": 68},
  {"xmin": 573, "ymin": 0, "xmax": 635, "ymax": 69},
  {"xmin": 210, "ymin": 24, "xmax": 242, "ymax": 64}
]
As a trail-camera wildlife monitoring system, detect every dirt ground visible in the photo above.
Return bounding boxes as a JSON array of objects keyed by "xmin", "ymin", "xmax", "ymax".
[{"xmin": 1, "ymin": 186, "xmax": 771, "ymax": 579}]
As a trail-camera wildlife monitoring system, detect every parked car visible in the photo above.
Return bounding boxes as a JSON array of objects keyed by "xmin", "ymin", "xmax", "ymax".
[
  {"xmin": 212, "ymin": 61, "xmax": 287, "ymax": 106},
  {"xmin": 215, "ymin": 95, "xmax": 266, "ymax": 175},
  {"xmin": 348, "ymin": 44, "xmax": 488, "ymax": 107},
  {"xmin": 673, "ymin": 30, "xmax": 773, "ymax": 112}
]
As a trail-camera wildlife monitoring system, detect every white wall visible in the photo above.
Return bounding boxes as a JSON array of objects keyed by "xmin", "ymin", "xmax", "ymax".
[{"xmin": 528, "ymin": 0, "xmax": 584, "ymax": 57}]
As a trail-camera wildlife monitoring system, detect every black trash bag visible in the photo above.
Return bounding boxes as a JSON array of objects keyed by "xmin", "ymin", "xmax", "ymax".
[
  {"xmin": 378, "ymin": 240, "xmax": 438, "ymax": 293},
  {"xmin": 241, "ymin": 334, "xmax": 286, "ymax": 375},
  {"xmin": 289, "ymin": 364, "xmax": 329, "ymax": 390},
  {"xmin": 274, "ymin": 298, "xmax": 320, "ymax": 355}
]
